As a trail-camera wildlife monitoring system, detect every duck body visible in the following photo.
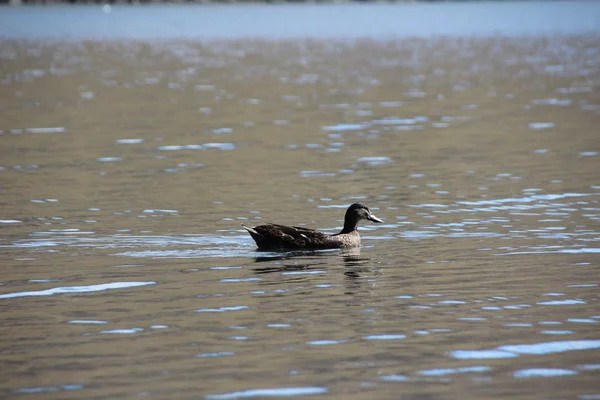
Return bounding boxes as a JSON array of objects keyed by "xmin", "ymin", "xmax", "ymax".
[{"xmin": 242, "ymin": 203, "xmax": 382, "ymax": 250}]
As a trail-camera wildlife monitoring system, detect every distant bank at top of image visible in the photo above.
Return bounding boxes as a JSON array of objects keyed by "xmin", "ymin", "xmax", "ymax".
[
  {"xmin": 1, "ymin": 1, "xmax": 600, "ymax": 40},
  {"xmin": 1, "ymin": 0, "xmax": 569, "ymax": 4}
]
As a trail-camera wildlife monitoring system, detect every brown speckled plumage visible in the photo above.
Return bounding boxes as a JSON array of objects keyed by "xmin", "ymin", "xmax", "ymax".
[{"xmin": 242, "ymin": 203, "xmax": 382, "ymax": 250}]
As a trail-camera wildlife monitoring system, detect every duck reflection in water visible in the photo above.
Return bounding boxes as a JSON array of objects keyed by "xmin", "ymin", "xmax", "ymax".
[
  {"xmin": 251, "ymin": 247, "xmax": 382, "ymax": 297},
  {"xmin": 252, "ymin": 247, "xmax": 373, "ymax": 275}
]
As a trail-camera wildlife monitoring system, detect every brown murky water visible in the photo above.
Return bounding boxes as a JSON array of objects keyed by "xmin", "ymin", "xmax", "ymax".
[{"xmin": 1, "ymin": 29, "xmax": 600, "ymax": 400}]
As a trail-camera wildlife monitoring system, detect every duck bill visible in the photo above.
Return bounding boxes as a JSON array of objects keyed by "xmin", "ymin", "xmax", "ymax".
[{"xmin": 367, "ymin": 213, "xmax": 383, "ymax": 223}]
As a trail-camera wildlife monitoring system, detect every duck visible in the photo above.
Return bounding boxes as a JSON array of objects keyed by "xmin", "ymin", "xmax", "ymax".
[{"xmin": 242, "ymin": 203, "xmax": 382, "ymax": 250}]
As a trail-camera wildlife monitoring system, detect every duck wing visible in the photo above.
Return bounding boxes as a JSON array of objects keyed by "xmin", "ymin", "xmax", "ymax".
[
  {"xmin": 269, "ymin": 223, "xmax": 328, "ymax": 237},
  {"xmin": 242, "ymin": 223, "xmax": 333, "ymax": 249}
]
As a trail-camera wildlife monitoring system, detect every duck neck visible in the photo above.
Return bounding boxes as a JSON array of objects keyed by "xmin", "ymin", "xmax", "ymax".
[{"xmin": 339, "ymin": 218, "xmax": 358, "ymax": 234}]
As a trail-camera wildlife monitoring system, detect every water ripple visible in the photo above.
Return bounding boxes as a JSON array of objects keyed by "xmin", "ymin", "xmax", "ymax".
[
  {"xmin": 15, "ymin": 384, "xmax": 83, "ymax": 394},
  {"xmin": 205, "ymin": 387, "xmax": 328, "ymax": 399},
  {"xmin": 363, "ymin": 334, "xmax": 406, "ymax": 340},
  {"xmin": 514, "ymin": 368, "xmax": 577, "ymax": 378},
  {"xmin": 195, "ymin": 306, "xmax": 249, "ymax": 313},
  {"xmin": 419, "ymin": 365, "xmax": 491, "ymax": 376},
  {"xmin": 0, "ymin": 281, "xmax": 156, "ymax": 299},
  {"xmin": 451, "ymin": 340, "xmax": 600, "ymax": 359}
]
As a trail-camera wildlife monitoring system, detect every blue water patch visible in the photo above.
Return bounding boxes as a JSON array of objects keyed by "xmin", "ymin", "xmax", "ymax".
[
  {"xmin": 453, "ymin": 339, "xmax": 600, "ymax": 360},
  {"xmin": 578, "ymin": 364, "xmax": 600, "ymax": 370},
  {"xmin": 439, "ymin": 300, "xmax": 467, "ymax": 305},
  {"xmin": 363, "ymin": 334, "xmax": 406, "ymax": 340},
  {"xmin": 281, "ymin": 270, "xmax": 327, "ymax": 275},
  {"xmin": 197, "ymin": 352, "xmax": 234, "ymax": 358},
  {"xmin": 578, "ymin": 394, "xmax": 600, "ymax": 400},
  {"xmin": 419, "ymin": 365, "xmax": 491, "ymax": 376},
  {"xmin": 307, "ymin": 340, "xmax": 345, "ymax": 346},
  {"xmin": 205, "ymin": 143, "xmax": 236, "ymax": 151},
  {"xmin": 158, "ymin": 145, "xmax": 201, "ymax": 151},
  {"xmin": 380, "ymin": 374, "xmax": 408, "ymax": 382},
  {"xmin": 96, "ymin": 157, "xmax": 122, "ymax": 162},
  {"xmin": 450, "ymin": 350, "xmax": 518, "ymax": 360},
  {"xmin": 0, "ymin": 281, "xmax": 156, "ymax": 299},
  {"xmin": 514, "ymin": 368, "xmax": 577, "ymax": 378},
  {"xmin": 379, "ymin": 101, "xmax": 403, "ymax": 107},
  {"xmin": 499, "ymin": 340, "xmax": 600, "ymax": 355},
  {"xmin": 372, "ymin": 118, "xmax": 417, "ymax": 125},
  {"xmin": 195, "ymin": 306, "xmax": 249, "ymax": 313},
  {"xmin": 300, "ymin": 170, "xmax": 336, "ymax": 178},
  {"xmin": 538, "ymin": 299, "xmax": 587, "ymax": 305},
  {"xmin": 100, "ymin": 328, "xmax": 143, "ymax": 334},
  {"xmin": 458, "ymin": 192, "xmax": 593, "ymax": 206},
  {"xmin": 143, "ymin": 209, "xmax": 178, "ymax": 214},
  {"xmin": 220, "ymin": 278, "xmax": 262, "ymax": 283},
  {"xmin": 528, "ymin": 122, "xmax": 555, "ymax": 130},
  {"xmin": 15, "ymin": 384, "xmax": 83, "ymax": 394},
  {"xmin": 24, "ymin": 127, "xmax": 66, "ymax": 134},
  {"xmin": 531, "ymin": 98, "xmax": 571, "ymax": 106},
  {"xmin": 567, "ymin": 318, "xmax": 597, "ymax": 323},
  {"xmin": 116, "ymin": 138, "xmax": 144, "ymax": 144},
  {"xmin": 205, "ymin": 387, "xmax": 328, "ymax": 399},
  {"xmin": 321, "ymin": 124, "xmax": 367, "ymax": 132},
  {"xmin": 356, "ymin": 156, "xmax": 392, "ymax": 166},
  {"xmin": 117, "ymin": 248, "xmax": 260, "ymax": 259},
  {"xmin": 68, "ymin": 320, "xmax": 107, "ymax": 325}
]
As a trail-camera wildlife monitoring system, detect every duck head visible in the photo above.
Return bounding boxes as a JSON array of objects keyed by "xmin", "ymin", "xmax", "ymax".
[{"xmin": 341, "ymin": 203, "xmax": 382, "ymax": 233}]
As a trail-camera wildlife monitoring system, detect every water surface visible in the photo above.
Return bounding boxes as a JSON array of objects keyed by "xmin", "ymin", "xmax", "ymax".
[{"xmin": 1, "ymin": 3, "xmax": 600, "ymax": 400}]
